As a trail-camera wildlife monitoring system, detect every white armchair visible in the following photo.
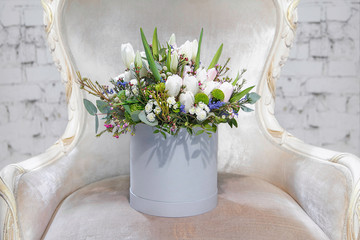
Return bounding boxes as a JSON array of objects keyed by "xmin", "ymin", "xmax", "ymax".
[{"xmin": 1, "ymin": 0, "xmax": 359, "ymax": 239}]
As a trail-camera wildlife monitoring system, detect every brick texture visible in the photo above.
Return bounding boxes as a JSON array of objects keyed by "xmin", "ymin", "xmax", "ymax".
[{"xmin": 0, "ymin": 0, "xmax": 359, "ymax": 169}]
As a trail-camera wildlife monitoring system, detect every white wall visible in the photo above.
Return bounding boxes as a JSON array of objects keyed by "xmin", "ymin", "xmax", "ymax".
[{"xmin": 0, "ymin": 0, "xmax": 359, "ymax": 169}]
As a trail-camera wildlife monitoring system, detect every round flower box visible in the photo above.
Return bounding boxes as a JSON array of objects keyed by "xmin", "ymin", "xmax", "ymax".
[{"xmin": 129, "ymin": 124, "xmax": 218, "ymax": 217}]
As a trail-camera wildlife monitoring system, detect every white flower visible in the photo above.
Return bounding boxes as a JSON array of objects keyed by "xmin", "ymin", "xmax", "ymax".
[
  {"xmin": 203, "ymin": 81, "xmax": 220, "ymax": 96},
  {"xmin": 196, "ymin": 110, "xmax": 207, "ymax": 121},
  {"xmin": 195, "ymin": 106, "xmax": 203, "ymax": 115},
  {"xmin": 146, "ymin": 113, "xmax": 156, "ymax": 122},
  {"xmin": 123, "ymin": 71, "xmax": 131, "ymax": 82},
  {"xmin": 198, "ymin": 102, "xmax": 206, "ymax": 109},
  {"xmin": 167, "ymin": 96, "xmax": 176, "ymax": 106},
  {"xmin": 125, "ymin": 89, "xmax": 130, "ymax": 97},
  {"xmin": 219, "ymin": 82, "xmax": 234, "ymax": 102},
  {"xmin": 154, "ymin": 107, "xmax": 161, "ymax": 114},
  {"xmin": 130, "ymin": 79, "xmax": 138, "ymax": 85},
  {"xmin": 183, "ymin": 65, "xmax": 192, "ymax": 76},
  {"xmin": 179, "ymin": 91, "xmax": 195, "ymax": 113},
  {"xmin": 196, "ymin": 68, "xmax": 207, "ymax": 83},
  {"xmin": 145, "ymin": 102, "xmax": 153, "ymax": 114},
  {"xmin": 179, "ymin": 40, "xmax": 198, "ymax": 61},
  {"xmin": 134, "ymin": 50, "xmax": 142, "ymax": 69},
  {"xmin": 168, "ymin": 33, "xmax": 177, "ymax": 47},
  {"xmin": 207, "ymin": 68, "xmax": 217, "ymax": 82},
  {"xmin": 173, "ymin": 103, "xmax": 178, "ymax": 110},
  {"xmin": 183, "ymin": 75, "xmax": 199, "ymax": 96},
  {"xmin": 189, "ymin": 106, "xmax": 196, "ymax": 115},
  {"xmin": 132, "ymin": 88, "xmax": 139, "ymax": 96},
  {"xmin": 121, "ymin": 43, "xmax": 135, "ymax": 69},
  {"xmin": 204, "ymin": 105, "xmax": 210, "ymax": 113},
  {"xmin": 165, "ymin": 74, "xmax": 183, "ymax": 97},
  {"xmin": 170, "ymin": 52, "xmax": 179, "ymax": 73}
]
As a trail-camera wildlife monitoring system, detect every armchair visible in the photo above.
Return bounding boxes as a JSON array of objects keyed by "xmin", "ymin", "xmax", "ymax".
[{"xmin": 1, "ymin": 0, "xmax": 359, "ymax": 239}]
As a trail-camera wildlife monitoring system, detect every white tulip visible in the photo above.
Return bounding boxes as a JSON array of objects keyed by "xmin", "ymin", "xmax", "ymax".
[
  {"xmin": 134, "ymin": 50, "xmax": 142, "ymax": 69},
  {"xmin": 183, "ymin": 65, "xmax": 192, "ymax": 76},
  {"xmin": 219, "ymin": 82, "xmax": 234, "ymax": 102},
  {"xmin": 165, "ymin": 74, "xmax": 183, "ymax": 97},
  {"xmin": 203, "ymin": 81, "xmax": 220, "ymax": 97},
  {"xmin": 196, "ymin": 68, "xmax": 207, "ymax": 83},
  {"xmin": 183, "ymin": 75, "xmax": 199, "ymax": 96},
  {"xmin": 123, "ymin": 70, "xmax": 131, "ymax": 82},
  {"xmin": 207, "ymin": 68, "xmax": 217, "ymax": 82},
  {"xmin": 121, "ymin": 43, "xmax": 135, "ymax": 69},
  {"xmin": 168, "ymin": 33, "xmax": 177, "ymax": 47},
  {"xmin": 170, "ymin": 52, "xmax": 179, "ymax": 73},
  {"xmin": 191, "ymin": 39, "xmax": 198, "ymax": 61},
  {"xmin": 179, "ymin": 91, "xmax": 195, "ymax": 113}
]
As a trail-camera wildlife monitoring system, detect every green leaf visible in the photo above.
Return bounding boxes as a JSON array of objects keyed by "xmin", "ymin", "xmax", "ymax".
[
  {"xmin": 131, "ymin": 110, "xmax": 141, "ymax": 122},
  {"xmin": 166, "ymin": 44, "xmax": 171, "ymax": 72},
  {"xmin": 138, "ymin": 110, "xmax": 158, "ymax": 126},
  {"xmin": 95, "ymin": 115, "xmax": 99, "ymax": 133},
  {"xmin": 160, "ymin": 131, "xmax": 167, "ymax": 139},
  {"xmin": 123, "ymin": 104, "xmax": 131, "ymax": 114},
  {"xmin": 194, "ymin": 28, "xmax": 203, "ymax": 71},
  {"xmin": 247, "ymin": 92, "xmax": 261, "ymax": 104},
  {"xmin": 241, "ymin": 105, "xmax": 254, "ymax": 112},
  {"xmin": 83, "ymin": 99, "xmax": 97, "ymax": 116},
  {"xmin": 152, "ymin": 27, "xmax": 159, "ymax": 60},
  {"xmin": 140, "ymin": 28, "xmax": 162, "ymax": 81},
  {"xmin": 208, "ymin": 43, "xmax": 223, "ymax": 70},
  {"xmin": 153, "ymin": 130, "xmax": 160, "ymax": 134},
  {"xmin": 232, "ymin": 71, "xmax": 240, "ymax": 86},
  {"xmin": 229, "ymin": 86, "xmax": 255, "ymax": 103},
  {"xmin": 231, "ymin": 118, "xmax": 238, "ymax": 128},
  {"xmin": 195, "ymin": 130, "xmax": 205, "ymax": 136},
  {"xmin": 186, "ymin": 127, "xmax": 193, "ymax": 135},
  {"xmin": 96, "ymin": 100, "xmax": 110, "ymax": 114}
]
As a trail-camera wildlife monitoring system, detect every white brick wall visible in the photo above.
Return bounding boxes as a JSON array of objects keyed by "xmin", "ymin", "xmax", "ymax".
[
  {"xmin": 276, "ymin": 0, "xmax": 360, "ymax": 156},
  {"xmin": 0, "ymin": 0, "xmax": 359, "ymax": 169}
]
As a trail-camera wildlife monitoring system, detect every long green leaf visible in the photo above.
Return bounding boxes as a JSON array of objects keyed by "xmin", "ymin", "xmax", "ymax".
[
  {"xmin": 232, "ymin": 72, "xmax": 240, "ymax": 86},
  {"xmin": 194, "ymin": 28, "xmax": 203, "ymax": 71},
  {"xmin": 83, "ymin": 99, "xmax": 97, "ymax": 116},
  {"xmin": 140, "ymin": 28, "xmax": 161, "ymax": 81},
  {"xmin": 229, "ymin": 86, "xmax": 255, "ymax": 103},
  {"xmin": 152, "ymin": 27, "xmax": 159, "ymax": 60},
  {"xmin": 166, "ymin": 44, "xmax": 171, "ymax": 71},
  {"xmin": 95, "ymin": 115, "xmax": 99, "ymax": 133},
  {"xmin": 208, "ymin": 43, "xmax": 223, "ymax": 70}
]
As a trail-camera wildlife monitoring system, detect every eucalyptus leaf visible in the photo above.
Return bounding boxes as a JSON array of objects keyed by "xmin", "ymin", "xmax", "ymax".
[
  {"xmin": 195, "ymin": 28, "xmax": 203, "ymax": 71},
  {"xmin": 96, "ymin": 100, "xmax": 110, "ymax": 114},
  {"xmin": 241, "ymin": 105, "xmax": 254, "ymax": 112},
  {"xmin": 195, "ymin": 130, "xmax": 205, "ymax": 136},
  {"xmin": 247, "ymin": 92, "xmax": 261, "ymax": 104},
  {"xmin": 208, "ymin": 43, "xmax": 223, "ymax": 70},
  {"xmin": 138, "ymin": 110, "xmax": 158, "ymax": 126},
  {"xmin": 229, "ymin": 86, "xmax": 255, "ymax": 103},
  {"xmin": 140, "ymin": 28, "xmax": 162, "ymax": 81},
  {"xmin": 95, "ymin": 115, "xmax": 99, "ymax": 133},
  {"xmin": 83, "ymin": 99, "xmax": 97, "ymax": 116},
  {"xmin": 131, "ymin": 110, "xmax": 141, "ymax": 122},
  {"xmin": 123, "ymin": 105, "xmax": 131, "ymax": 114}
]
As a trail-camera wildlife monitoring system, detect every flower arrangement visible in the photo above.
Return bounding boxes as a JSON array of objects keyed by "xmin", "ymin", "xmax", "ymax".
[{"xmin": 77, "ymin": 28, "xmax": 260, "ymax": 138}]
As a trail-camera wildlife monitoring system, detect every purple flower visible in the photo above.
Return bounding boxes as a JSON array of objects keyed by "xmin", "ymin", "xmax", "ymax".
[
  {"xmin": 117, "ymin": 81, "xmax": 128, "ymax": 87},
  {"xmin": 180, "ymin": 104, "xmax": 186, "ymax": 113},
  {"xmin": 208, "ymin": 98, "xmax": 225, "ymax": 110}
]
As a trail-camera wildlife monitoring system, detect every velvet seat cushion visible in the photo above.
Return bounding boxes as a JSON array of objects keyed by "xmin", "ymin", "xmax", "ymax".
[{"xmin": 43, "ymin": 173, "xmax": 330, "ymax": 240}]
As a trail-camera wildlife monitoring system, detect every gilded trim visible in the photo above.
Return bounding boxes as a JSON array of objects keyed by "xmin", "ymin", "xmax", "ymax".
[
  {"xmin": 41, "ymin": 0, "xmax": 53, "ymax": 34},
  {"xmin": 0, "ymin": 177, "xmax": 20, "ymax": 240},
  {"xmin": 347, "ymin": 180, "xmax": 360, "ymax": 240},
  {"xmin": 286, "ymin": 0, "xmax": 299, "ymax": 30}
]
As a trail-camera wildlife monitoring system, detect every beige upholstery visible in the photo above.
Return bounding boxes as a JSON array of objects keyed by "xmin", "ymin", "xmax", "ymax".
[
  {"xmin": 44, "ymin": 174, "xmax": 329, "ymax": 240},
  {"xmin": 1, "ymin": 0, "xmax": 359, "ymax": 240}
]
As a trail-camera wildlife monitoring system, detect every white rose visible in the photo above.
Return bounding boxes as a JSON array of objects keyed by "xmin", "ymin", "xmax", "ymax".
[
  {"xmin": 204, "ymin": 105, "xmax": 210, "ymax": 113},
  {"xmin": 121, "ymin": 43, "xmax": 135, "ymax": 69},
  {"xmin": 130, "ymin": 79, "xmax": 138, "ymax": 85},
  {"xmin": 198, "ymin": 102, "xmax": 206, "ymax": 109},
  {"xmin": 196, "ymin": 110, "xmax": 207, "ymax": 121},
  {"xmin": 165, "ymin": 74, "xmax": 183, "ymax": 97},
  {"xmin": 195, "ymin": 106, "xmax": 203, "ymax": 115},
  {"xmin": 146, "ymin": 113, "xmax": 156, "ymax": 122},
  {"xmin": 219, "ymin": 82, "xmax": 234, "ymax": 102},
  {"xmin": 183, "ymin": 75, "xmax": 199, "ymax": 96},
  {"xmin": 203, "ymin": 81, "xmax": 220, "ymax": 97},
  {"xmin": 179, "ymin": 91, "xmax": 195, "ymax": 113}
]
